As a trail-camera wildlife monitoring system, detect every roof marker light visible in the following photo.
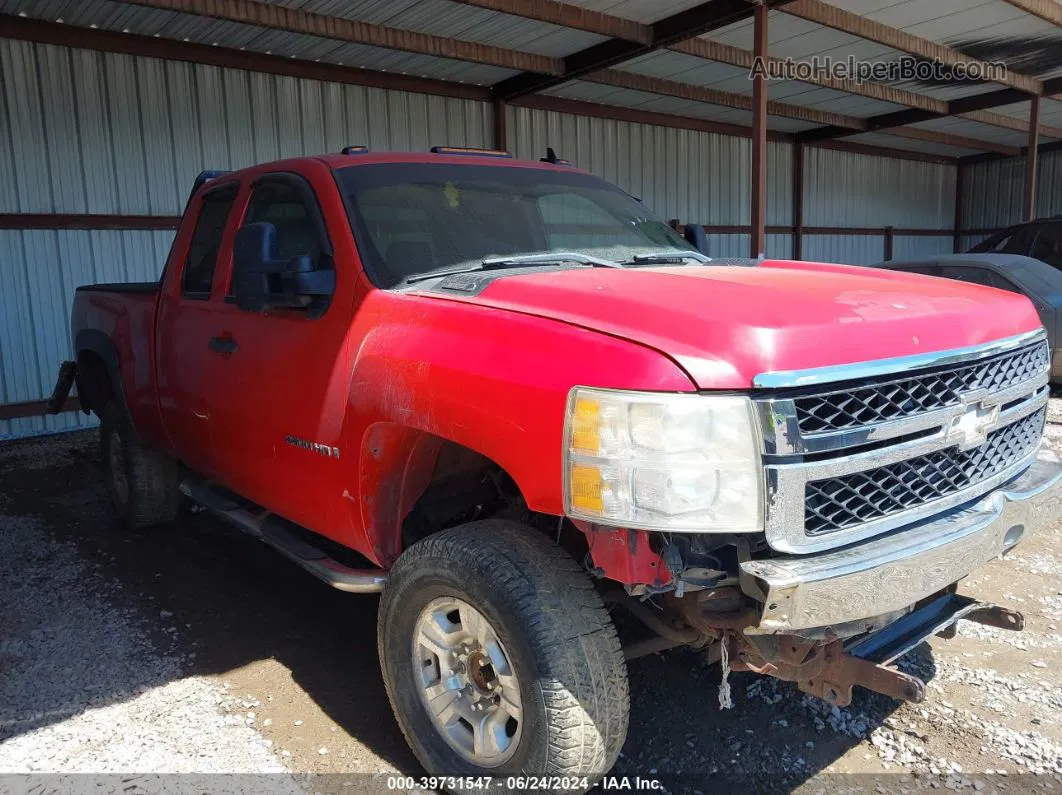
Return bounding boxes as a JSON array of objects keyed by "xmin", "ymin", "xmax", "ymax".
[
  {"xmin": 430, "ymin": 146, "xmax": 513, "ymax": 158},
  {"xmin": 342, "ymin": 146, "xmax": 370, "ymax": 154}
]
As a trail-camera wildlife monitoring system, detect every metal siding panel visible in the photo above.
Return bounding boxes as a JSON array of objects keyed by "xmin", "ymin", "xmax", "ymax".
[
  {"xmin": 1038, "ymin": 152, "xmax": 1062, "ymax": 218},
  {"xmin": 804, "ymin": 146, "xmax": 956, "ymax": 229},
  {"xmin": 802, "ymin": 235, "xmax": 886, "ymax": 265},
  {"xmin": 962, "ymin": 157, "xmax": 1025, "ymax": 231},
  {"xmin": 892, "ymin": 235, "xmax": 955, "ymax": 261},
  {"xmin": 766, "ymin": 234, "xmax": 792, "ymax": 259},
  {"xmin": 703, "ymin": 234, "xmax": 749, "ymax": 258},
  {"xmin": 104, "ymin": 52, "xmax": 151, "ymax": 214},
  {"xmin": 223, "ymin": 69, "xmax": 259, "ymax": 172},
  {"xmin": 248, "ymin": 69, "xmax": 282, "ymax": 165},
  {"xmin": 963, "ymin": 151, "xmax": 1062, "ymax": 234},
  {"xmin": 138, "ymin": 55, "xmax": 182, "ymax": 214},
  {"xmin": 2, "ymin": 38, "xmax": 52, "ymax": 212},
  {"xmin": 37, "ymin": 42, "xmax": 86, "ymax": 214},
  {"xmin": 72, "ymin": 47, "xmax": 121, "ymax": 215},
  {"xmin": 0, "ymin": 227, "xmax": 178, "ymax": 439},
  {"xmin": 275, "ymin": 74, "xmax": 304, "ymax": 159},
  {"xmin": 299, "ymin": 77, "xmax": 327, "ymax": 156},
  {"xmin": 768, "ymin": 141, "xmax": 792, "ymax": 227}
]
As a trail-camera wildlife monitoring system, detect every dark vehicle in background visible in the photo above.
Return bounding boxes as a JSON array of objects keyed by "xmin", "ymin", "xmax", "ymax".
[{"xmin": 873, "ymin": 218, "xmax": 1062, "ymax": 381}]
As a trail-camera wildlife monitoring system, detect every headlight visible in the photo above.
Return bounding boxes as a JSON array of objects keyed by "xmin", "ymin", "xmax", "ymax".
[{"xmin": 563, "ymin": 387, "xmax": 763, "ymax": 532}]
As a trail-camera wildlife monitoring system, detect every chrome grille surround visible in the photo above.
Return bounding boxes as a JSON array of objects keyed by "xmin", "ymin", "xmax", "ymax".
[{"xmin": 753, "ymin": 329, "xmax": 1050, "ymax": 554}]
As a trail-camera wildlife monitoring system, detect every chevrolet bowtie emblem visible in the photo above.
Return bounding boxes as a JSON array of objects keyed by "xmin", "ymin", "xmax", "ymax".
[{"xmin": 948, "ymin": 399, "xmax": 1000, "ymax": 451}]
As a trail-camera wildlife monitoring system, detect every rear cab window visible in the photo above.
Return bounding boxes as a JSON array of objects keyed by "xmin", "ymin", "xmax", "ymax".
[{"xmin": 182, "ymin": 186, "xmax": 238, "ymax": 298}]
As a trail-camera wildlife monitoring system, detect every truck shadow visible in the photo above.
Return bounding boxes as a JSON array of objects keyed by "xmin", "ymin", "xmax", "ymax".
[{"xmin": 0, "ymin": 431, "xmax": 917, "ymax": 788}]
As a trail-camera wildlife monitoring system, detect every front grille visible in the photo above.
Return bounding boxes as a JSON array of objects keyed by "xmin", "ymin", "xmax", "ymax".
[
  {"xmin": 804, "ymin": 408, "xmax": 1046, "ymax": 536},
  {"xmin": 795, "ymin": 340, "xmax": 1049, "ymax": 434}
]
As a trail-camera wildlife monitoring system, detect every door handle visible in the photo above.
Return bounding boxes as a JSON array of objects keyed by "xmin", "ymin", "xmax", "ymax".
[{"xmin": 208, "ymin": 336, "xmax": 238, "ymax": 354}]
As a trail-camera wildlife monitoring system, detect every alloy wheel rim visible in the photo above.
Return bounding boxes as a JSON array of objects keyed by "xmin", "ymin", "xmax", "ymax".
[{"xmin": 412, "ymin": 596, "xmax": 523, "ymax": 767}]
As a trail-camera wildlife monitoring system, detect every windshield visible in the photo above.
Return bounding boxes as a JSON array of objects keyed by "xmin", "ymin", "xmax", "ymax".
[{"xmin": 335, "ymin": 162, "xmax": 696, "ymax": 287}]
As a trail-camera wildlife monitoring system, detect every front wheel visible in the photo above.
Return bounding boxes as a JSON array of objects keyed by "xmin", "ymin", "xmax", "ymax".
[{"xmin": 378, "ymin": 520, "xmax": 628, "ymax": 791}]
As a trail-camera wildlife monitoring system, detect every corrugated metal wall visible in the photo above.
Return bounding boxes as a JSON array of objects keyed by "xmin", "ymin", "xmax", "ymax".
[
  {"xmin": 0, "ymin": 37, "xmax": 493, "ymax": 439},
  {"xmin": 892, "ymin": 235, "xmax": 955, "ymax": 261},
  {"xmin": 803, "ymin": 147, "xmax": 957, "ymax": 231},
  {"xmin": 962, "ymin": 151, "xmax": 1062, "ymax": 232},
  {"xmin": 800, "ymin": 147, "xmax": 956, "ymax": 265}
]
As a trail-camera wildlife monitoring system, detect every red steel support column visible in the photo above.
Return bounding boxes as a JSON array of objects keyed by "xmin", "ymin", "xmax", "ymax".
[
  {"xmin": 750, "ymin": 1, "xmax": 768, "ymax": 259},
  {"xmin": 1024, "ymin": 96, "xmax": 1041, "ymax": 222}
]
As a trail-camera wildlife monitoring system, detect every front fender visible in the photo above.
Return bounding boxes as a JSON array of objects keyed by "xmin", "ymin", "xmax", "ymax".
[{"xmin": 341, "ymin": 290, "xmax": 695, "ymax": 564}]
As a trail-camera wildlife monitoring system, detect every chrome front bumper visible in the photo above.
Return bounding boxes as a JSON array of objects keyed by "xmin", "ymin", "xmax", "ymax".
[{"xmin": 741, "ymin": 449, "xmax": 1062, "ymax": 633}]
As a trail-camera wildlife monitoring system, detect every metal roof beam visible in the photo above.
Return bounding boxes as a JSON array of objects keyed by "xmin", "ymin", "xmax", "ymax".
[
  {"xmin": 960, "ymin": 137, "xmax": 1062, "ymax": 166},
  {"xmin": 448, "ymin": 0, "xmax": 652, "ymax": 44},
  {"xmin": 578, "ymin": 71, "xmax": 1013, "ymax": 154},
  {"xmin": 998, "ymin": 0, "xmax": 1062, "ymax": 28},
  {"xmin": 491, "ymin": 0, "xmax": 796, "ymax": 101},
  {"xmin": 782, "ymin": 0, "xmax": 1043, "ymax": 95},
  {"xmin": 882, "ymin": 127, "xmax": 1021, "ymax": 157},
  {"xmin": 113, "ymin": 0, "xmax": 564, "ymax": 74},
  {"xmin": 959, "ymin": 109, "xmax": 1062, "ymax": 140},
  {"xmin": 583, "ymin": 70, "xmax": 868, "ymax": 130},
  {"xmin": 797, "ymin": 79, "xmax": 1062, "ymax": 144},
  {"xmin": 669, "ymin": 37, "xmax": 949, "ymax": 113}
]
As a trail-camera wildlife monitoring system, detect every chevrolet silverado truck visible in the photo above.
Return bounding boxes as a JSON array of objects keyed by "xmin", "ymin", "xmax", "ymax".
[{"xmin": 49, "ymin": 147, "xmax": 1062, "ymax": 789}]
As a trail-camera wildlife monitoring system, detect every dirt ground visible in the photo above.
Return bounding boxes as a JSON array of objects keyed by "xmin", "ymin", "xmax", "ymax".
[{"xmin": 3, "ymin": 405, "xmax": 1062, "ymax": 794}]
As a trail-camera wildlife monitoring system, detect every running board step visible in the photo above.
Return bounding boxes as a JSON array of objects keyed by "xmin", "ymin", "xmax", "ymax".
[{"xmin": 179, "ymin": 481, "xmax": 387, "ymax": 593}]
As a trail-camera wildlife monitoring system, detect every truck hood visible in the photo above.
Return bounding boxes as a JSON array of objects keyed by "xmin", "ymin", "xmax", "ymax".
[{"xmin": 424, "ymin": 259, "xmax": 1042, "ymax": 389}]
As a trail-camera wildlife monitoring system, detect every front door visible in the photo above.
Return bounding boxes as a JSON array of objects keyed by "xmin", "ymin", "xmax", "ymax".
[
  {"xmin": 155, "ymin": 182, "xmax": 240, "ymax": 477},
  {"xmin": 204, "ymin": 170, "xmax": 360, "ymax": 536}
]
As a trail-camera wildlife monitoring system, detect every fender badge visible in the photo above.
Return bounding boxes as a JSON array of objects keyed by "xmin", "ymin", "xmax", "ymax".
[{"xmin": 285, "ymin": 435, "xmax": 340, "ymax": 460}]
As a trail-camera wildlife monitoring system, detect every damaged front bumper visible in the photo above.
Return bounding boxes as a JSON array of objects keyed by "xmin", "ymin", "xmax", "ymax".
[{"xmin": 742, "ymin": 449, "xmax": 1062, "ymax": 634}]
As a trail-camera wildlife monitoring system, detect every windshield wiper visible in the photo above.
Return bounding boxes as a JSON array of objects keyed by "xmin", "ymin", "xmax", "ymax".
[
  {"xmin": 403, "ymin": 252, "xmax": 620, "ymax": 284},
  {"xmin": 626, "ymin": 250, "xmax": 711, "ymax": 265}
]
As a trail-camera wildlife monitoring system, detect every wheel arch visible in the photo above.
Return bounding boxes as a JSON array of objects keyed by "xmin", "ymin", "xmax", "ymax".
[
  {"xmin": 75, "ymin": 329, "xmax": 128, "ymax": 418},
  {"xmin": 356, "ymin": 421, "xmax": 532, "ymax": 567}
]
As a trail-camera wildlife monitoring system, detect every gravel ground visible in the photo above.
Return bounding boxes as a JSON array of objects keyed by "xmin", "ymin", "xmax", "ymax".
[{"xmin": 2, "ymin": 402, "xmax": 1062, "ymax": 794}]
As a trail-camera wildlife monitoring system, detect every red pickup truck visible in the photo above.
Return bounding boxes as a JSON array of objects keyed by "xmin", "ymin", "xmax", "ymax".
[{"xmin": 51, "ymin": 147, "xmax": 1062, "ymax": 787}]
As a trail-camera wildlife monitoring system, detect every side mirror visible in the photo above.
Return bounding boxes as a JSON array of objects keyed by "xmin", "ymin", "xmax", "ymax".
[
  {"xmin": 684, "ymin": 223, "xmax": 710, "ymax": 256},
  {"xmin": 232, "ymin": 223, "xmax": 335, "ymax": 313},
  {"xmin": 232, "ymin": 222, "xmax": 283, "ymax": 312}
]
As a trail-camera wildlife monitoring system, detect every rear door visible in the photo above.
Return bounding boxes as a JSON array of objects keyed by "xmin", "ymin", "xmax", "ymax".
[
  {"xmin": 155, "ymin": 183, "xmax": 240, "ymax": 475},
  {"xmin": 204, "ymin": 170, "xmax": 361, "ymax": 532}
]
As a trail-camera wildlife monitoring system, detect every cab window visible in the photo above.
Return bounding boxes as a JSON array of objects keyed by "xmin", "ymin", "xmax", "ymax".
[
  {"xmin": 243, "ymin": 179, "xmax": 325, "ymax": 263},
  {"xmin": 182, "ymin": 186, "xmax": 238, "ymax": 297}
]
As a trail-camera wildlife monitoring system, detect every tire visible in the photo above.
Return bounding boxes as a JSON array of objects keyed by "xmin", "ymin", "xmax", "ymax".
[
  {"xmin": 378, "ymin": 520, "xmax": 628, "ymax": 792},
  {"xmin": 100, "ymin": 402, "xmax": 179, "ymax": 530}
]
